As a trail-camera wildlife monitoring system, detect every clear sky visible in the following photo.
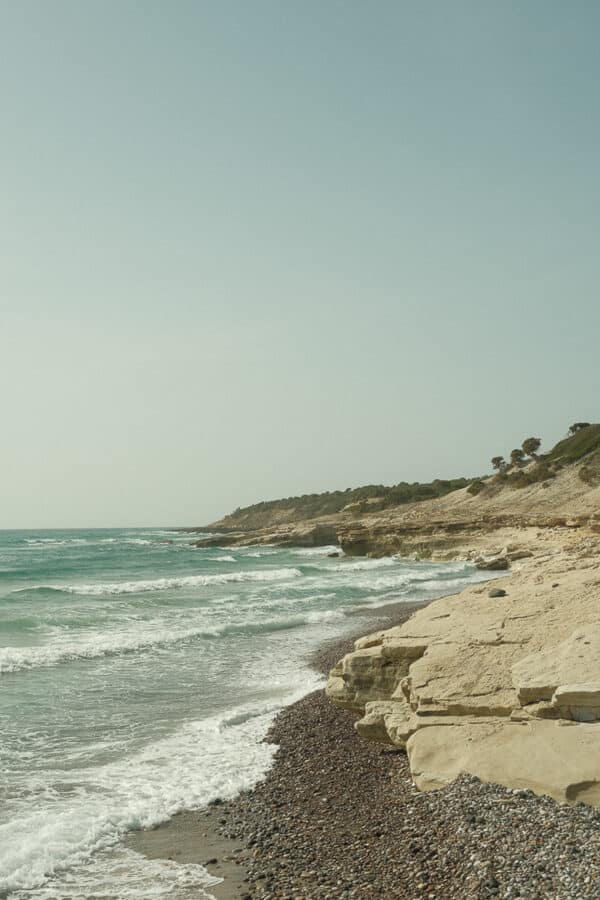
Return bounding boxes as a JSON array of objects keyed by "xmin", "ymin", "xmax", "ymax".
[{"xmin": 1, "ymin": 1, "xmax": 599, "ymax": 528}]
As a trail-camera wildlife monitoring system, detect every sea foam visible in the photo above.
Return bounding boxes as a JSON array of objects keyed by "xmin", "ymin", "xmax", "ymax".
[
  {"xmin": 0, "ymin": 683, "xmax": 320, "ymax": 898},
  {"xmin": 0, "ymin": 608, "xmax": 343, "ymax": 674},
  {"xmin": 26, "ymin": 567, "xmax": 303, "ymax": 597}
]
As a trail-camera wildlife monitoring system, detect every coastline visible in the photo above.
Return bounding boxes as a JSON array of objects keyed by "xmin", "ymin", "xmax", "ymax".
[
  {"xmin": 126, "ymin": 600, "xmax": 428, "ymax": 898},
  {"xmin": 128, "ymin": 587, "xmax": 600, "ymax": 899}
]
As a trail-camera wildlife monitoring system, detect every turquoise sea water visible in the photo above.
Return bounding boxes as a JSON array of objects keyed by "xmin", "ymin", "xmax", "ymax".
[{"xmin": 0, "ymin": 528, "xmax": 490, "ymax": 899}]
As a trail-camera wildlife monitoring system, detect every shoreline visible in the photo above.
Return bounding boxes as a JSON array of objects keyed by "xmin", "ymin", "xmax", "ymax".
[
  {"xmin": 126, "ymin": 600, "xmax": 428, "ymax": 898},
  {"xmin": 127, "ymin": 591, "xmax": 600, "ymax": 899}
]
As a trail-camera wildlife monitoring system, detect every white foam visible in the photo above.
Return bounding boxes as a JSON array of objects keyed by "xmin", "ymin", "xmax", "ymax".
[
  {"xmin": 24, "ymin": 538, "xmax": 88, "ymax": 546},
  {"xmin": 0, "ymin": 622, "xmax": 213, "ymax": 673},
  {"xmin": 9, "ymin": 848, "xmax": 219, "ymax": 900},
  {"xmin": 0, "ymin": 679, "xmax": 321, "ymax": 898},
  {"xmin": 292, "ymin": 545, "xmax": 342, "ymax": 558},
  {"xmin": 35, "ymin": 567, "xmax": 303, "ymax": 596},
  {"xmin": 24, "ymin": 537, "xmax": 156, "ymax": 549},
  {"xmin": 329, "ymin": 556, "xmax": 397, "ymax": 572},
  {"xmin": 0, "ymin": 606, "xmax": 341, "ymax": 674},
  {"xmin": 304, "ymin": 609, "xmax": 345, "ymax": 624}
]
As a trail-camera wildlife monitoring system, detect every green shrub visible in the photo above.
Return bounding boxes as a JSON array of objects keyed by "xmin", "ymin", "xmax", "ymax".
[{"xmin": 548, "ymin": 425, "xmax": 600, "ymax": 463}]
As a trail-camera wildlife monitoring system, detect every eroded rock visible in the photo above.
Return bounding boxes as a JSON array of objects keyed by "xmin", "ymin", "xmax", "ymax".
[{"xmin": 326, "ymin": 561, "xmax": 600, "ymax": 805}]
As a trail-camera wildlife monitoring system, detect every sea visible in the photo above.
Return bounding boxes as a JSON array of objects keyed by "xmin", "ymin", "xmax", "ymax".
[{"xmin": 0, "ymin": 527, "xmax": 492, "ymax": 899}]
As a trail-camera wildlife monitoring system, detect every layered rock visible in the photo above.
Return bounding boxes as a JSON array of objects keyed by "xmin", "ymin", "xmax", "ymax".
[
  {"xmin": 327, "ymin": 544, "xmax": 600, "ymax": 804},
  {"xmin": 193, "ymin": 521, "xmax": 339, "ymax": 550}
]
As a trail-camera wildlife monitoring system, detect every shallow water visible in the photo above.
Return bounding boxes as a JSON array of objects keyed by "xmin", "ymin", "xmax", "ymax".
[{"xmin": 0, "ymin": 527, "xmax": 491, "ymax": 898}]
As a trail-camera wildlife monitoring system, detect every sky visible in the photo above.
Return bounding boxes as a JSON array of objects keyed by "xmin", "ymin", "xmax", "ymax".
[{"xmin": 1, "ymin": 1, "xmax": 599, "ymax": 528}]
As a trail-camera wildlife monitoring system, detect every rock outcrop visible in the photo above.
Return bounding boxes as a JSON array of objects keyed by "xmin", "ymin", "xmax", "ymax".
[
  {"xmin": 192, "ymin": 460, "xmax": 600, "ymax": 566},
  {"xmin": 193, "ymin": 521, "xmax": 339, "ymax": 550},
  {"xmin": 327, "ymin": 542, "xmax": 600, "ymax": 804}
]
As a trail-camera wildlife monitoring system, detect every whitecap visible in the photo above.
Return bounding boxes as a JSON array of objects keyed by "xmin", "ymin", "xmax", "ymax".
[
  {"xmin": 31, "ymin": 567, "xmax": 303, "ymax": 597},
  {"xmin": 329, "ymin": 557, "xmax": 397, "ymax": 572},
  {"xmin": 292, "ymin": 545, "xmax": 342, "ymax": 558},
  {"xmin": 0, "ymin": 605, "xmax": 341, "ymax": 674}
]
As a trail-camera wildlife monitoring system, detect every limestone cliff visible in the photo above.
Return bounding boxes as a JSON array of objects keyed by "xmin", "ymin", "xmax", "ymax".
[
  {"xmin": 327, "ymin": 533, "xmax": 600, "ymax": 804},
  {"xmin": 194, "ymin": 461, "xmax": 600, "ymax": 563},
  {"xmin": 194, "ymin": 426, "xmax": 600, "ymax": 557}
]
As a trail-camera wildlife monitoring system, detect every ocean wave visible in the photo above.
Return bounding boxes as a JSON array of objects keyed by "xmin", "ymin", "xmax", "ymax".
[
  {"xmin": 100, "ymin": 538, "xmax": 154, "ymax": 546},
  {"xmin": 0, "ymin": 701, "xmax": 290, "ymax": 897},
  {"xmin": 236, "ymin": 547, "xmax": 279, "ymax": 557},
  {"xmin": 0, "ymin": 686, "xmax": 322, "ymax": 897},
  {"xmin": 24, "ymin": 538, "xmax": 88, "ymax": 546},
  {"xmin": 0, "ymin": 608, "xmax": 343, "ymax": 674},
  {"xmin": 6, "ymin": 849, "xmax": 220, "ymax": 900},
  {"xmin": 16, "ymin": 567, "xmax": 303, "ymax": 598},
  {"xmin": 23, "ymin": 537, "xmax": 165, "ymax": 549},
  {"xmin": 346, "ymin": 563, "xmax": 487, "ymax": 593},
  {"xmin": 7, "ymin": 586, "xmax": 72, "ymax": 601},
  {"xmin": 292, "ymin": 545, "xmax": 342, "ymax": 558},
  {"xmin": 330, "ymin": 556, "xmax": 397, "ymax": 572}
]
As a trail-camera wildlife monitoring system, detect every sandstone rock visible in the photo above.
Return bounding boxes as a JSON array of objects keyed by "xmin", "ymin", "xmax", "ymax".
[
  {"xmin": 407, "ymin": 719, "xmax": 600, "ymax": 804},
  {"xmin": 326, "ymin": 562, "xmax": 600, "ymax": 805},
  {"xmin": 512, "ymin": 627, "xmax": 600, "ymax": 706},
  {"xmin": 507, "ymin": 549, "xmax": 534, "ymax": 561},
  {"xmin": 475, "ymin": 556, "xmax": 510, "ymax": 571},
  {"xmin": 551, "ymin": 684, "xmax": 600, "ymax": 722}
]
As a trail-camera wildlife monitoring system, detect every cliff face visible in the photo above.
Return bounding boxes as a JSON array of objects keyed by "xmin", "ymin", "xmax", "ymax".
[{"xmin": 195, "ymin": 463, "xmax": 600, "ymax": 562}]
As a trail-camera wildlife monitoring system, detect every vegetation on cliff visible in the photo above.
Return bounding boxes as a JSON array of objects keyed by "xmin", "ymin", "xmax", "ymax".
[
  {"xmin": 548, "ymin": 423, "xmax": 600, "ymax": 463},
  {"xmin": 211, "ymin": 478, "xmax": 471, "ymax": 530},
  {"xmin": 206, "ymin": 424, "xmax": 600, "ymax": 533},
  {"xmin": 487, "ymin": 424, "xmax": 600, "ymax": 491}
]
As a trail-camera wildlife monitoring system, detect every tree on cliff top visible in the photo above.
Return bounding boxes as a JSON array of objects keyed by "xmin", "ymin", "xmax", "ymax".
[
  {"xmin": 522, "ymin": 437, "xmax": 541, "ymax": 459},
  {"xmin": 569, "ymin": 422, "xmax": 591, "ymax": 435},
  {"xmin": 491, "ymin": 456, "xmax": 507, "ymax": 472},
  {"xmin": 510, "ymin": 448, "xmax": 526, "ymax": 467}
]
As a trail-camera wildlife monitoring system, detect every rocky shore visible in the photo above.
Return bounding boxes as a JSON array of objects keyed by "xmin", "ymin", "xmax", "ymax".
[
  {"xmin": 131, "ymin": 600, "xmax": 600, "ymax": 899},
  {"xmin": 132, "ymin": 435, "xmax": 600, "ymax": 898},
  {"xmin": 327, "ymin": 534, "xmax": 600, "ymax": 804}
]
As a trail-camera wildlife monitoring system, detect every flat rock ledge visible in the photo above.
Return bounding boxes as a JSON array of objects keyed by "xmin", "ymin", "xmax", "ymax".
[{"xmin": 327, "ymin": 539, "xmax": 600, "ymax": 805}]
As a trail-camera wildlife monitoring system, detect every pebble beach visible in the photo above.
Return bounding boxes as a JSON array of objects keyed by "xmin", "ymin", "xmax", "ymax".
[{"xmin": 131, "ymin": 601, "xmax": 600, "ymax": 899}]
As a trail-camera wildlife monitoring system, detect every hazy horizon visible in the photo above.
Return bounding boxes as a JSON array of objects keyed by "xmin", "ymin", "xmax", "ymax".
[{"xmin": 2, "ymin": 1, "xmax": 599, "ymax": 528}]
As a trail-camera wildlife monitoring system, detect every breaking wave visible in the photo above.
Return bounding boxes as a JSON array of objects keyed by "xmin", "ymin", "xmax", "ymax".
[
  {"xmin": 0, "ymin": 608, "xmax": 343, "ymax": 674},
  {"xmin": 15, "ymin": 567, "xmax": 303, "ymax": 598}
]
